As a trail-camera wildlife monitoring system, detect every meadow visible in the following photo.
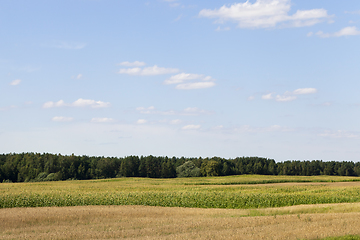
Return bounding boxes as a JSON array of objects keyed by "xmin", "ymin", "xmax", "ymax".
[{"xmin": 1, "ymin": 175, "xmax": 360, "ymax": 239}]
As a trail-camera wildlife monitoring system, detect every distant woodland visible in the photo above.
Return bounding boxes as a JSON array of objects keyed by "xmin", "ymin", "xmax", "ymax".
[{"xmin": 1, "ymin": 153, "xmax": 360, "ymax": 182}]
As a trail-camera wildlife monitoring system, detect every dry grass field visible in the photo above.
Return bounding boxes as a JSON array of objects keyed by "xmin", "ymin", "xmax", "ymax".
[
  {"xmin": 1, "ymin": 204, "xmax": 360, "ymax": 239},
  {"xmin": 1, "ymin": 175, "xmax": 360, "ymax": 239}
]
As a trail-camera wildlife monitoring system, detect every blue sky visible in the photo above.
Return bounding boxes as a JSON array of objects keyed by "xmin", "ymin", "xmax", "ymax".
[{"xmin": 1, "ymin": 0, "xmax": 360, "ymax": 161}]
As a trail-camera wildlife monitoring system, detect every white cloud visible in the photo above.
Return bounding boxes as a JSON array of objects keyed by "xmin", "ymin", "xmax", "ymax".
[
  {"xmin": 275, "ymin": 95, "xmax": 297, "ymax": 102},
  {"xmin": 261, "ymin": 88, "xmax": 317, "ymax": 102},
  {"xmin": 293, "ymin": 88, "xmax": 317, "ymax": 95},
  {"xmin": 248, "ymin": 96, "xmax": 255, "ymax": 101},
  {"xmin": 169, "ymin": 119, "xmax": 182, "ymax": 124},
  {"xmin": 76, "ymin": 74, "xmax": 83, "ymax": 79},
  {"xmin": 91, "ymin": 118, "xmax": 115, "ymax": 123},
  {"xmin": 262, "ymin": 93, "xmax": 273, "ymax": 100},
  {"xmin": 176, "ymin": 82, "xmax": 216, "ymax": 90},
  {"xmin": 43, "ymin": 98, "xmax": 110, "ymax": 109},
  {"xmin": 164, "ymin": 73, "xmax": 204, "ymax": 84},
  {"xmin": 10, "ymin": 79, "xmax": 21, "ymax": 86},
  {"xmin": 119, "ymin": 65, "xmax": 179, "ymax": 76},
  {"xmin": 165, "ymin": 72, "xmax": 216, "ymax": 90},
  {"xmin": 199, "ymin": 0, "xmax": 330, "ymax": 29},
  {"xmin": 136, "ymin": 106, "xmax": 211, "ymax": 116},
  {"xmin": 319, "ymin": 130, "xmax": 358, "ymax": 139},
  {"xmin": 334, "ymin": 26, "xmax": 360, "ymax": 37},
  {"xmin": 182, "ymin": 124, "xmax": 201, "ymax": 130},
  {"xmin": 72, "ymin": 99, "xmax": 110, "ymax": 108},
  {"xmin": 43, "ymin": 100, "xmax": 66, "ymax": 108},
  {"xmin": 52, "ymin": 116, "xmax": 73, "ymax": 122},
  {"xmin": 137, "ymin": 119, "xmax": 147, "ymax": 124},
  {"xmin": 118, "ymin": 61, "xmax": 146, "ymax": 67},
  {"xmin": 314, "ymin": 26, "xmax": 360, "ymax": 38},
  {"xmin": 215, "ymin": 26, "xmax": 231, "ymax": 31}
]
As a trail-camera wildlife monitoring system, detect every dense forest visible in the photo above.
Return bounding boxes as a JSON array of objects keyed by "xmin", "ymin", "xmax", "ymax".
[{"xmin": 1, "ymin": 153, "xmax": 360, "ymax": 183}]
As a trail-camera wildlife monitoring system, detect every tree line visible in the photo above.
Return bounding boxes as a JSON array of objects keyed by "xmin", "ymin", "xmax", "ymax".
[{"xmin": 0, "ymin": 152, "xmax": 359, "ymax": 183}]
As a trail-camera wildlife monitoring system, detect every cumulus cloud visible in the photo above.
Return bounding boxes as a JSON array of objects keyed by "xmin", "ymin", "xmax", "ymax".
[
  {"xmin": 293, "ymin": 88, "xmax": 317, "ymax": 95},
  {"xmin": 10, "ymin": 79, "xmax": 21, "ymax": 86},
  {"xmin": 137, "ymin": 119, "xmax": 147, "ymax": 124},
  {"xmin": 43, "ymin": 98, "xmax": 110, "ymax": 109},
  {"xmin": 43, "ymin": 100, "xmax": 66, "ymax": 108},
  {"xmin": 182, "ymin": 124, "xmax": 201, "ymax": 130},
  {"xmin": 119, "ymin": 65, "xmax": 179, "ymax": 76},
  {"xmin": 136, "ymin": 106, "xmax": 211, "ymax": 116},
  {"xmin": 275, "ymin": 95, "xmax": 297, "ymax": 102},
  {"xmin": 199, "ymin": 0, "xmax": 331, "ymax": 29},
  {"xmin": 118, "ymin": 61, "xmax": 146, "ymax": 67},
  {"xmin": 91, "ymin": 118, "xmax": 115, "ymax": 123},
  {"xmin": 52, "ymin": 116, "xmax": 73, "ymax": 122},
  {"xmin": 312, "ymin": 26, "xmax": 360, "ymax": 38},
  {"xmin": 261, "ymin": 88, "xmax": 317, "ymax": 102},
  {"xmin": 176, "ymin": 82, "xmax": 216, "ymax": 90},
  {"xmin": 262, "ymin": 93, "xmax": 273, "ymax": 100},
  {"xmin": 164, "ymin": 73, "xmax": 204, "ymax": 84},
  {"xmin": 165, "ymin": 72, "xmax": 216, "ymax": 90}
]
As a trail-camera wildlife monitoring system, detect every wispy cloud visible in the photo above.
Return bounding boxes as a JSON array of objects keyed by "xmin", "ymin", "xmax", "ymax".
[
  {"xmin": 10, "ymin": 79, "xmax": 21, "ymax": 86},
  {"xmin": 310, "ymin": 26, "xmax": 360, "ymax": 38},
  {"xmin": 262, "ymin": 93, "xmax": 274, "ymax": 100},
  {"xmin": 182, "ymin": 124, "xmax": 201, "ymax": 130},
  {"xmin": 293, "ymin": 88, "xmax": 317, "ymax": 94},
  {"xmin": 199, "ymin": 0, "xmax": 331, "ymax": 29},
  {"xmin": 71, "ymin": 73, "xmax": 84, "ymax": 80},
  {"xmin": 118, "ymin": 61, "xmax": 146, "ymax": 67},
  {"xmin": 52, "ymin": 116, "xmax": 73, "ymax": 122},
  {"xmin": 234, "ymin": 124, "xmax": 294, "ymax": 133},
  {"xmin": 43, "ymin": 98, "xmax": 110, "ymax": 109},
  {"xmin": 91, "ymin": 118, "xmax": 115, "ymax": 123},
  {"xmin": 345, "ymin": 10, "xmax": 360, "ymax": 15},
  {"xmin": 261, "ymin": 88, "xmax": 317, "ymax": 102},
  {"xmin": 164, "ymin": 73, "xmax": 216, "ymax": 90},
  {"xmin": 137, "ymin": 119, "xmax": 147, "ymax": 124},
  {"xmin": 319, "ymin": 130, "xmax": 359, "ymax": 138},
  {"xmin": 215, "ymin": 26, "xmax": 231, "ymax": 31},
  {"xmin": 119, "ymin": 65, "xmax": 179, "ymax": 76},
  {"xmin": 136, "ymin": 106, "xmax": 212, "ymax": 116}
]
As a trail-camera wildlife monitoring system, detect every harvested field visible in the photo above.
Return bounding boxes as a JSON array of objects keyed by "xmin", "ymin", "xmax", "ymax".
[{"xmin": 1, "ymin": 204, "xmax": 360, "ymax": 239}]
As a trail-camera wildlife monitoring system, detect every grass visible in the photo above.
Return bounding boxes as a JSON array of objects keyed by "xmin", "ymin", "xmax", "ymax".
[
  {"xmin": 1, "ymin": 205, "xmax": 360, "ymax": 239},
  {"xmin": 1, "ymin": 175, "xmax": 360, "ymax": 209},
  {"xmin": 315, "ymin": 236, "xmax": 360, "ymax": 240}
]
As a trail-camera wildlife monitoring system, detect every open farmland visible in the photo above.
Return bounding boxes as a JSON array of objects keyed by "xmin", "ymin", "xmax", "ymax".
[
  {"xmin": 1, "ymin": 175, "xmax": 360, "ymax": 239},
  {"xmin": 1, "ymin": 204, "xmax": 360, "ymax": 239},
  {"xmin": 1, "ymin": 175, "xmax": 360, "ymax": 209}
]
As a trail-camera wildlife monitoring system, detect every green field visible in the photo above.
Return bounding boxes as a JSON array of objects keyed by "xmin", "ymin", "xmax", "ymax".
[{"xmin": 1, "ymin": 175, "xmax": 360, "ymax": 209}]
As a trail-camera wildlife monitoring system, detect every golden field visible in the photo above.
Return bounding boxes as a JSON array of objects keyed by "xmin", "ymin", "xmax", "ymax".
[{"xmin": 1, "ymin": 175, "xmax": 360, "ymax": 239}]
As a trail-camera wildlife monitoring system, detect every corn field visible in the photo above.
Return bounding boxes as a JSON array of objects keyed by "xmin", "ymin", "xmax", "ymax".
[{"xmin": 1, "ymin": 175, "xmax": 360, "ymax": 209}]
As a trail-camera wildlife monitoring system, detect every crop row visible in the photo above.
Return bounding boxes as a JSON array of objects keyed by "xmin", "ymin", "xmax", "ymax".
[{"xmin": 2, "ymin": 189, "xmax": 360, "ymax": 209}]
